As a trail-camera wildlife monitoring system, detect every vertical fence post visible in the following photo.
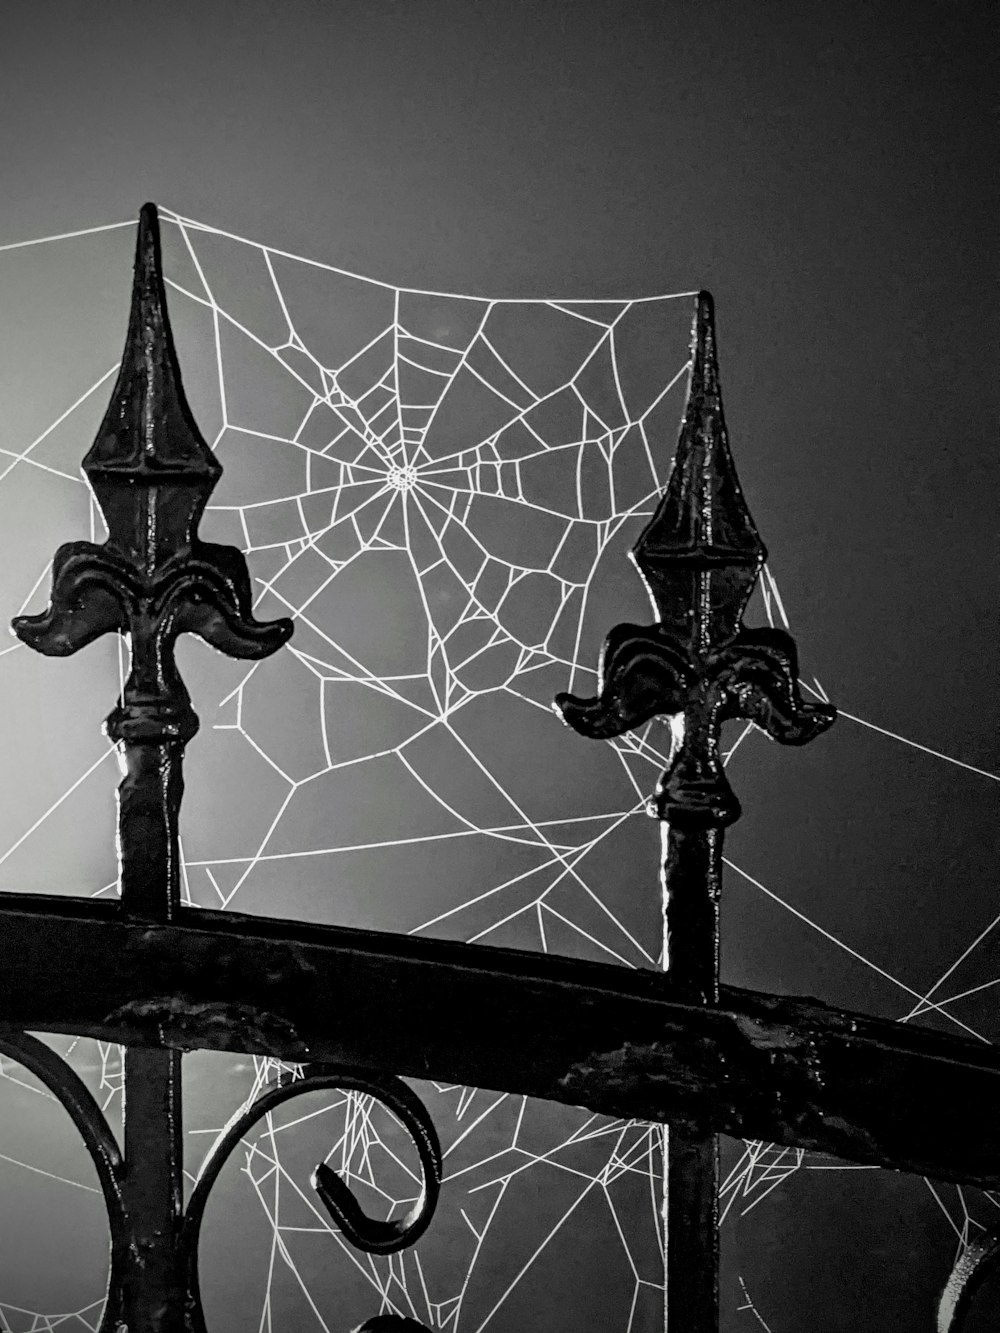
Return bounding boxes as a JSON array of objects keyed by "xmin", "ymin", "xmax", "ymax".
[
  {"xmin": 658, "ymin": 820, "xmax": 723, "ymax": 1328},
  {"xmin": 555, "ymin": 291, "xmax": 835, "ymax": 1332},
  {"xmin": 13, "ymin": 204, "xmax": 292, "ymax": 1331}
]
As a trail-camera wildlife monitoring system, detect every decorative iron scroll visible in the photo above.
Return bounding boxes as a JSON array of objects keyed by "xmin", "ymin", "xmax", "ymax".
[
  {"xmin": 10, "ymin": 204, "xmax": 441, "ymax": 1333},
  {"xmin": 181, "ymin": 1064, "xmax": 442, "ymax": 1332},
  {"xmin": 0, "ymin": 1030, "xmax": 129, "ymax": 1319},
  {"xmin": 938, "ymin": 1226, "xmax": 1000, "ymax": 1332}
]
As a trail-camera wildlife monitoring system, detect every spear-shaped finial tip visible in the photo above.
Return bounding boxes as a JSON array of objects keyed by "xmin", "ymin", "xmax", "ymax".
[
  {"xmin": 138, "ymin": 201, "xmax": 160, "ymax": 239},
  {"xmin": 691, "ymin": 290, "xmax": 720, "ymax": 398},
  {"xmin": 133, "ymin": 202, "xmax": 166, "ymax": 328},
  {"xmin": 83, "ymin": 203, "xmax": 219, "ymax": 480}
]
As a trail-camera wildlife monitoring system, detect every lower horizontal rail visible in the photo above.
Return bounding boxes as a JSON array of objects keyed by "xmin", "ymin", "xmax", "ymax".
[{"xmin": 0, "ymin": 892, "xmax": 995, "ymax": 1187}]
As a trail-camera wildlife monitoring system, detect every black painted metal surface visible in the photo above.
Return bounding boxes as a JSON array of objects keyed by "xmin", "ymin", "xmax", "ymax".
[
  {"xmin": 555, "ymin": 293, "xmax": 835, "ymax": 1330},
  {"xmin": 181, "ymin": 1066, "xmax": 441, "ymax": 1333},
  {"xmin": 3, "ymin": 207, "xmax": 992, "ymax": 1329},
  {"xmin": 11, "ymin": 202, "xmax": 296, "ymax": 1332},
  {"xmin": 0, "ymin": 893, "xmax": 997, "ymax": 1185},
  {"xmin": 12, "ymin": 206, "xmax": 298, "ymax": 1327}
]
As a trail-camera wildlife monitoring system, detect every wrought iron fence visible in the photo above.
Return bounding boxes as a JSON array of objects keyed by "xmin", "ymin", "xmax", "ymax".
[{"xmin": 1, "ymin": 204, "xmax": 996, "ymax": 1332}]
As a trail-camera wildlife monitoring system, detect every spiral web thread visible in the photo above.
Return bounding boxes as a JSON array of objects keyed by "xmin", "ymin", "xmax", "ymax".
[{"xmin": 0, "ymin": 210, "xmax": 995, "ymax": 1330}]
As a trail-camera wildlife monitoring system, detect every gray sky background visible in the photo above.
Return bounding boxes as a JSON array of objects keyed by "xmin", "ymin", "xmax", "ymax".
[{"xmin": 0, "ymin": 3, "xmax": 995, "ymax": 1331}]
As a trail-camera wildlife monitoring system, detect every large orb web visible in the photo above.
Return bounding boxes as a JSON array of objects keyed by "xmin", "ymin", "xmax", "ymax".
[{"xmin": 0, "ymin": 210, "xmax": 994, "ymax": 1331}]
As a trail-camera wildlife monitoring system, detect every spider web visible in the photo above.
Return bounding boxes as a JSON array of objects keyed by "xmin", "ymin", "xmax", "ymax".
[{"xmin": 0, "ymin": 210, "xmax": 995, "ymax": 1332}]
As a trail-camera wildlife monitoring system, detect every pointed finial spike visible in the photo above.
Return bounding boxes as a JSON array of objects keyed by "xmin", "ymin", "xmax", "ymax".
[
  {"xmin": 631, "ymin": 288, "xmax": 762, "ymax": 614},
  {"xmin": 13, "ymin": 192, "xmax": 293, "ymax": 720},
  {"xmin": 555, "ymin": 289, "xmax": 835, "ymax": 826},
  {"xmin": 138, "ymin": 201, "xmax": 160, "ymax": 249},
  {"xmin": 133, "ymin": 202, "xmax": 166, "ymax": 338},
  {"xmin": 691, "ymin": 290, "xmax": 719, "ymax": 399},
  {"xmin": 83, "ymin": 203, "xmax": 219, "ymax": 482}
]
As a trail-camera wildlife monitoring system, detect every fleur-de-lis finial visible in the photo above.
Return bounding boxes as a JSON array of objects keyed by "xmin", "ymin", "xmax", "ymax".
[
  {"xmin": 12, "ymin": 203, "xmax": 293, "ymax": 917},
  {"xmin": 11, "ymin": 202, "xmax": 295, "ymax": 1330},
  {"xmin": 554, "ymin": 292, "xmax": 835, "ymax": 1330},
  {"xmin": 555, "ymin": 291, "xmax": 834, "ymax": 827}
]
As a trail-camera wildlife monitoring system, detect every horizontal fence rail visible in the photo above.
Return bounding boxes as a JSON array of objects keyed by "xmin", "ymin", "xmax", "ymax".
[{"xmin": 0, "ymin": 892, "xmax": 997, "ymax": 1187}]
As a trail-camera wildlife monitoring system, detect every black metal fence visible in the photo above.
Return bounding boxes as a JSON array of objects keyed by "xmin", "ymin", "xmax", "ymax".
[{"xmin": 1, "ymin": 205, "xmax": 996, "ymax": 1332}]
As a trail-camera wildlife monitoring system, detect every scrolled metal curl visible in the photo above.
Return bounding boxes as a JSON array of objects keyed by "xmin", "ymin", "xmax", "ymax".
[
  {"xmin": 0, "ymin": 1030, "xmax": 128, "ymax": 1333},
  {"xmin": 180, "ymin": 1063, "xmax": 442, "ymax": 1332},
  {"xmin": 938, "ymin": 1223, "xmax": 1000, "ymax": 1332}
]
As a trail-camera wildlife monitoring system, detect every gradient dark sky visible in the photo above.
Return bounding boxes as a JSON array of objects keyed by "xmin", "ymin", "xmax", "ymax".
[{"xmin": 0, "ymin": 2, "xmax": 996, "ymax": 1330}]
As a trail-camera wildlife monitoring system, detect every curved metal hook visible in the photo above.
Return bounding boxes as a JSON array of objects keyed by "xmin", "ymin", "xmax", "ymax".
[
  {"xmin": 308, "ymin": 1072, "xmax": 441, "ymax": 1256},
  {"xmin": 938, "ymin": 1224, "xmax": 1000, "ymax": 1332},
  {"xmin": 0, "ymin": 1030, "xmax": 128, "ymax": 1333},
  {"xmin": 180, "ymin": 1064, "xmax": 442, "ymax": 1332}
]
